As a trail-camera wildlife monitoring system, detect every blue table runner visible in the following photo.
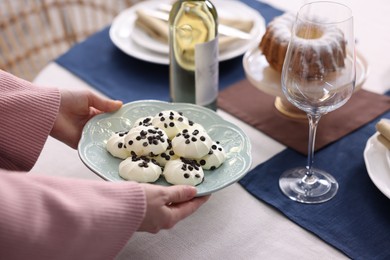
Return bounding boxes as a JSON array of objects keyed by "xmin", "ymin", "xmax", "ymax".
[
  {"xmin": 55, "ymin": 1, "xmax": 390, "ymax": 259},
  {"xmin": 240, "ymin": 111, "xmax": 390, "ymax": 259}
]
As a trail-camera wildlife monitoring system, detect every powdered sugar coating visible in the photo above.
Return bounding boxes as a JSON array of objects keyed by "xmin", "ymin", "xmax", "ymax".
[{"xmin": 259, "ymin": 12, "xmax": 346, "ymax": 78}]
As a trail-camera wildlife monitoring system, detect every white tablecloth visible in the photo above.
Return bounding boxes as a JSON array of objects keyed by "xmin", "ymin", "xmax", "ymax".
[{"xmin": 32, "ymin": 0, "xmax": 390, "ymax": 258}]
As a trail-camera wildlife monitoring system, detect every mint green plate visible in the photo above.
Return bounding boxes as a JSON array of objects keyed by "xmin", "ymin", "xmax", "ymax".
[{"xmin": 78, "ymin": 100, "xmax": 252, "ymax": 196}]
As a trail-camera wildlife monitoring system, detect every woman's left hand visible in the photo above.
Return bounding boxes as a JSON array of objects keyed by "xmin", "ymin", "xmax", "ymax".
[{"xmin": 50, "ymin": 89, "xmax": 122, "ymax": 149}]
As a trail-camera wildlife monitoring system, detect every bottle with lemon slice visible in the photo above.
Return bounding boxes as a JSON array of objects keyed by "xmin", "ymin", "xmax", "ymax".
[{"xmin": 169, "ymin": 0, "xmax": 218, "ymax": 111}]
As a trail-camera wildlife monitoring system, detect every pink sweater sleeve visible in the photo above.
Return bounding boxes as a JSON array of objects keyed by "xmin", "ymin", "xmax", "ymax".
[
  {"xmin": 0, "ymin": 70, "xmax": 146, "ymax": 259},
  {"xmin": 0, "ymin": 173, "xmax": 145, "ymax": 259},
  {"xmin": 0, "ymin": 70, "xmax": 59, "ymax": 171}
]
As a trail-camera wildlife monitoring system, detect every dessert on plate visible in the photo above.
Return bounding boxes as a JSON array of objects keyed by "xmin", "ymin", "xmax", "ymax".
[
  {"xmin": 163, "ymin": 158, "xmax": 204, "ymax": 186},
  {"xmin": 105, "ymin": 110, "xmax": 226, "ymax": 186}
]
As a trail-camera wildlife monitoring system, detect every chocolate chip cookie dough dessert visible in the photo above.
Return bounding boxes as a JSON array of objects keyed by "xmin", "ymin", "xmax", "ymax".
[{"xmin": 105, "ymin": 109, "xmax": 226, "ymax": 186}]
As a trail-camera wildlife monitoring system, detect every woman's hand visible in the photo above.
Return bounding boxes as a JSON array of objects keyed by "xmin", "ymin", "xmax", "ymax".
[
  {"xmin": 50, "ymin": 89, "xmax": 122, "ymax": 149},
  {"xmin": 138, "ymin": 184, "xmax": 210, "ymax": 233}
]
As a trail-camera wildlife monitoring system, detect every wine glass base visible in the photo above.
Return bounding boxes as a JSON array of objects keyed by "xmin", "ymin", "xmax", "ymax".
[{"xmin": 279, "ymin": 167, "xmax": 338, "ymax": 204}]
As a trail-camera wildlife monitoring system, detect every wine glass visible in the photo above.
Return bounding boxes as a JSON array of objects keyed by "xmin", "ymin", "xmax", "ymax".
[{"xmin": 279, "ymin": 1, "xmax": 356, "ymax": 204}]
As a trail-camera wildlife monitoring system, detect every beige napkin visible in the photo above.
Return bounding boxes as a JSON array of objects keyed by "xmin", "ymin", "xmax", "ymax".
[
  {"xmin": 376, "ymin": 119, "xmax": 390, "ymax": 148},
  {"xmin": 135, "ymin": 10, "xmax": 169, "ymax": 43},
  {"xmin": 134, "ymin": 10, "xmax": 254, "ymax": 51}
]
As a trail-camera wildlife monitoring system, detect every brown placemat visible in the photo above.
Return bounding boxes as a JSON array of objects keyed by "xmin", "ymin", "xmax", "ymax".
[{"xmin": 218, "ymin": 79, "xmax": 390, "ymax": 155}]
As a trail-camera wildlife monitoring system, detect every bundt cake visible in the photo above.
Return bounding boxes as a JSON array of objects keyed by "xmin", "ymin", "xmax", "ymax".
[{"xmin": 259, "ymin": 12, "xmax": 346, "ymax": 79}]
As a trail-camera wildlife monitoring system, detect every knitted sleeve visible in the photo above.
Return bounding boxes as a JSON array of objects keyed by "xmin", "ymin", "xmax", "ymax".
[
  {"xmin": 0, "ymin": 70, "xmax": 146, "ymax": 259},
  {"xmin": 0, "ymin": 70, "xmax": 60, "ymax": 171},
  {"xmin": 0, "ymin": 173, "xmax": 146, "ymax": 259}
]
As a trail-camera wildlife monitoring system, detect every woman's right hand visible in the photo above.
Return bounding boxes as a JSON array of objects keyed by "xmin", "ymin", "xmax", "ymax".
[{"xmin": 138, "ymin": 184, "xmax": 210, "ymax": 233}]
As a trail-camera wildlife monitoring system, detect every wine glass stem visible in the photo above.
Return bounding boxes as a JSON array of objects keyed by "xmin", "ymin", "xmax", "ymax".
[{"xmin": 305, "ymin": 114, "xmax": 321, "ymax": 182}]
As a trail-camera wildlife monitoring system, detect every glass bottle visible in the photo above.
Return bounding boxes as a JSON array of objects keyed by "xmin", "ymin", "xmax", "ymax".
[{"xmin": 169, "ymin": 0, "xmax": 218, "ymax": 111}]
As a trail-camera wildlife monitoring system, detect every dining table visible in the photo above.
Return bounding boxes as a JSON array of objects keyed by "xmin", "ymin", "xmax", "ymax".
[{"xmin": 31, "ymin": 0, "xmax": 390, "ymax": 259}]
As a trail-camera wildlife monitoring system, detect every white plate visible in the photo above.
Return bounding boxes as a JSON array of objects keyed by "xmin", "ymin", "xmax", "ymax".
[
  {"xmin": 78, "ymin": 100, "xmax": 252, "ymax": 196},
  {"xmin": 109, "ymin": 0, "xmax": 266, "ymax": 64},
  {"xmin": 364, "ymin": 131, "xmax": 390, "ymax": 199},
  {"xmin": 243, "ymin": 47, "xmax": 369, "ymax": 97}
]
